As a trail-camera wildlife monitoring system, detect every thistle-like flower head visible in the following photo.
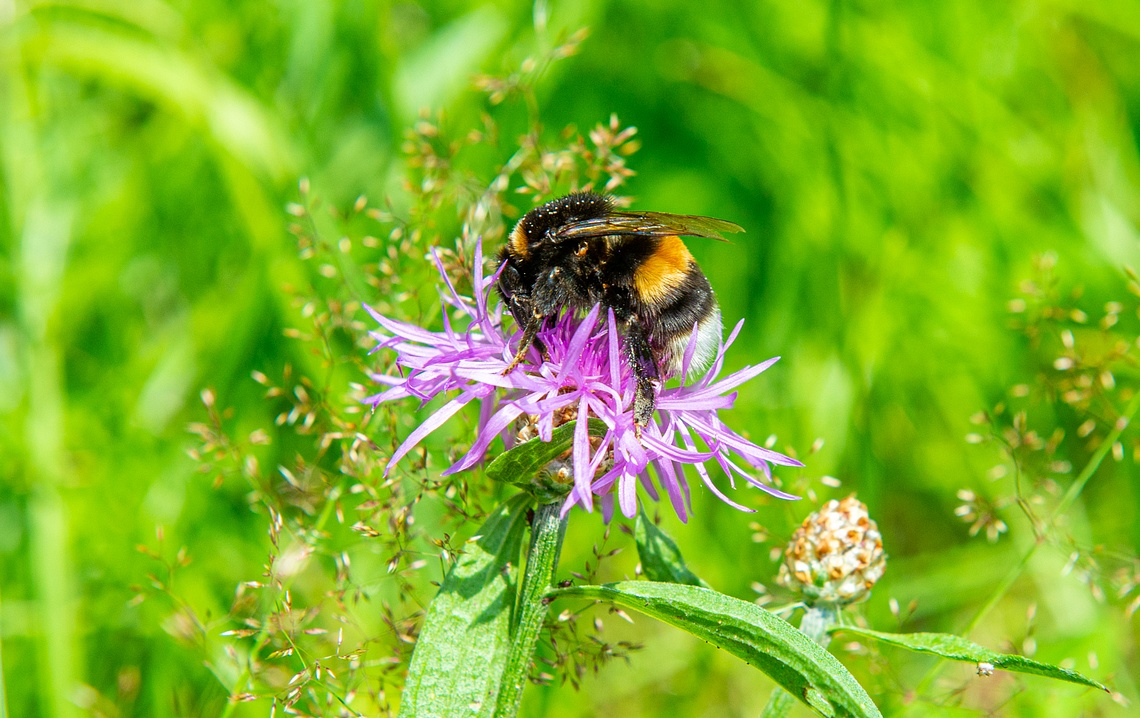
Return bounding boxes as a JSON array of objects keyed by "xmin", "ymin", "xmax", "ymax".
[
  {"xmin": 365, "ymin": 239, "xmax": 801, "ymax": 520},
  {"xmin": 777, "ymin": 496, "xmax": 887, "ymax": 606}
]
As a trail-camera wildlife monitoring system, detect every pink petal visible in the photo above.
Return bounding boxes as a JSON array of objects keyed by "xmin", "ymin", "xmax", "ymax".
[{"xmin": 385, "ymin": 393, "xmax": 474, "ymax": 474}]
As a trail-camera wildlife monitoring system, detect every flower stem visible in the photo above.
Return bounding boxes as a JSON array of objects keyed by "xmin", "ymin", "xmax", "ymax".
[
  {"xmin": 493, "ymin": 501, "xmax": 567, "ymax": 718},
  {"xmin": 759, "ymin": 606, "xmax": 838, "ymax": 718}
]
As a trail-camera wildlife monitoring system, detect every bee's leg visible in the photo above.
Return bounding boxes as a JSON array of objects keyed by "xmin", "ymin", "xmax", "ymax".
[
  {"xmin": 503, "ymin": 265, "xmax": 570, "ymax": 376},
  {"xmin": 623, "ymin": 316, "xmax": 660, "ymax": 435},
  {"xmin": 503, "ymin": 270, "xmax": 566, "ymax": 373},
  {"xmin": 531, "ymin": 335, "xmax": 550, "ymax": 361},
  {"xmin": 506, "ymin": 309, "xmax": 544, "ymax": 376}
]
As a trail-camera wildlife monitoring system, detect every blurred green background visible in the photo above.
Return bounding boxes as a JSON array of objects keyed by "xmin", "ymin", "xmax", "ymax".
[{"xmin": 2, "ymin": 0, "xmax": 1140, "ymax": 715}]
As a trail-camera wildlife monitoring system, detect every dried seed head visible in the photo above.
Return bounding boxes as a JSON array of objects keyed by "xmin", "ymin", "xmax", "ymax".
[{"xmin": 777, "ymin": 496, "xmax": 887, "ymax": 607}]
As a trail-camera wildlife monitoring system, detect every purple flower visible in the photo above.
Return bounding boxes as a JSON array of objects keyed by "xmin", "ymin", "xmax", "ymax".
[{"xmin": 364, "ymin": 240, "xmax": 801, "ymax": 521}]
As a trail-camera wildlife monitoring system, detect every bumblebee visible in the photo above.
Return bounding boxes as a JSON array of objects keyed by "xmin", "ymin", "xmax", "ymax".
[{"xmin": 496, "ymin": 192, "xmax": 743, "ymax": 429}]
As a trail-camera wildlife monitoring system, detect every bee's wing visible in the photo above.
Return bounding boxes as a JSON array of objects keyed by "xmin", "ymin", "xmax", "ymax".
[{"xmin": 553, "ymin": 211, "xmax": 744, "ymax": 243}]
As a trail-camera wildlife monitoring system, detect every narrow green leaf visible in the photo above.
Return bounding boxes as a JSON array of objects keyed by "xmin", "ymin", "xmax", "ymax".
[
  {"xmin": 399, "ymin": 495, "xmax": 531, "ymax": 718},
  {"xmin": 554, "ymin": 582, "xmax": 881, "ymax": 718},
  {"xmin": 484, "ymin": 419, "xmax": 607, "ymax": 503},
  {"xmin": 831, "ymin": 626, "xmax": 1108, "ymax": 692},
  {"xmin": 634, "ymin": 510, "xmax": 710, "ymax": 588}
]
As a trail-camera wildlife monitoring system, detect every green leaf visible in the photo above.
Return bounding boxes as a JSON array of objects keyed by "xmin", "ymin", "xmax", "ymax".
[
  {"xmin": 399, "ymin": 495, "xmax": 531, "ymax": 718},
  {"xmin": 831, "ymin": 626, "xmax": 1108, "ymax": 692},
  {"xmin": 484, "ymin": 419, "xmax": 608, "ymax": 504},
  {"xmin": 554, "ymin": 582, "xmax": 882, "ymax": 718},
  {"xmin": 634, "ymin": 509, "xmax": 710, "ymax": 588}
]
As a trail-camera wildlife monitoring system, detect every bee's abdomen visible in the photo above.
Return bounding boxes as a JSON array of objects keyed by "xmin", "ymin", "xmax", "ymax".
[
  {"xmin": 643, "ymin": 263, "xmax": 721, "ymax": 378},
  {"xmin": 632, "ymin": 236, "xmax": 693, "ymax": 304}
]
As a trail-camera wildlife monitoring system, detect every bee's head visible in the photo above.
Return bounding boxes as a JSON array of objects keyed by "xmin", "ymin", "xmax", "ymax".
[{"xmin": 507, "ymin": 192, "xmax": 613, "ymax": 259}]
